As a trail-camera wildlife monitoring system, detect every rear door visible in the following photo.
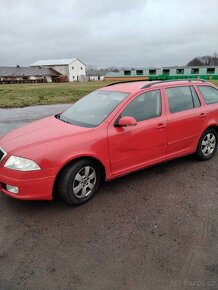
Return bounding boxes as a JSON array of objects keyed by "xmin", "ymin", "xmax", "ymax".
[{"xmin": 165, "ymin": 85, "xmax": 206, "ymax": 157}]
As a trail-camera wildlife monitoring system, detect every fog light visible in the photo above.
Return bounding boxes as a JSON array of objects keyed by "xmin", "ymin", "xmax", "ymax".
[{"xmin": 6, "ymin": 185, "xmax": 19, "ymax": 194}]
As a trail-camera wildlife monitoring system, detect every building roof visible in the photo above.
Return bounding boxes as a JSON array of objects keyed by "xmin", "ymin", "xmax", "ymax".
[
  {"xmin": 31, "ymin": 58, "xmax": 86, "ymax": 67},
  {"xmin": 162, "ymin": 65, "xmax": 218, "ymax": 69},
  {"xmin": 0, "ymin": 67, "xmax": 60, "ymax": 77}
]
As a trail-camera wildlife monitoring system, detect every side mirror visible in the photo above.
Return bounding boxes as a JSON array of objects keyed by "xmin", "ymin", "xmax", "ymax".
[{"xmin": 117, "ymin": 116, "xmax": 137, "ymax": 127}]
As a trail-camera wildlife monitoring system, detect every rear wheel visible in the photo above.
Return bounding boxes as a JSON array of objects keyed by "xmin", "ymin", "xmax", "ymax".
[
  {"xmin": 196, "ymin": 128, "xmax": 217, "ymax": 160},
  {"xmin": 58, "ymin": 159, "xmax": 101, "ymax": 205}
]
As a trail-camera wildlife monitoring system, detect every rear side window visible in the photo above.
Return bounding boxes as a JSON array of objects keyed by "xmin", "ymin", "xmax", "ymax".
[
  {"xmin": 166, "ymin": 86, "xmax": 200, "ymax": 113},
  {"xmin": 121, "ymin": 90, "xmax": 161, "ymax": 122},
  {"xmin": 197, "ymin": 86, "xmax": 218, "ymax": 105}
]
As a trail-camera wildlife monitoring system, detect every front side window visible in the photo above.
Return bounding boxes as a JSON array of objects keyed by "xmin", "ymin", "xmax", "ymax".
[
  {"xmin": 166, "ymin": 86, "xmax": 200, "ymax": 113},
  {"xmin": 198, "ymin": 86, "xmax": 218, "ymax": 105},
  {"xmin": 121, "ymin": 90, "xmax": 161, "ymax": 122},
  {"xmin": 60, "ymin": 90, "xmax": 129, "ymax": 127}
]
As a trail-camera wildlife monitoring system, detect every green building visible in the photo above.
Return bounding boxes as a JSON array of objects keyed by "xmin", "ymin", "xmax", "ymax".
[{"xmin": 105, "ymin": 66, "xmax": 218, "ymax": 81}]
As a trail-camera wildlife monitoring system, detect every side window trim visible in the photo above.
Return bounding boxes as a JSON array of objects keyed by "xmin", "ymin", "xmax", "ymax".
[
  {"xmin": 189, "ymin": 86, "xmax": 201, "ymax": 108},
  {"xmin": 189, "ymin": 86, "xmax": 195, "ymax": 108}
]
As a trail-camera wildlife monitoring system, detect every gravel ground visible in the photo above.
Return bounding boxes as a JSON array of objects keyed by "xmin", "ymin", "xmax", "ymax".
[{"xmin": 0, "ymin": 105, "xmax": 218, "ymax": 290}]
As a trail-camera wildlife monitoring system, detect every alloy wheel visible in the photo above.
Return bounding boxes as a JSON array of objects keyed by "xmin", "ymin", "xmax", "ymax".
[
  {"xmin": 201, "ymin": 133, "xmax": 216, "ymax": 157},
  {"xmin": 73, "ymin": 166, "xmax": 97, "ymax": 199}
]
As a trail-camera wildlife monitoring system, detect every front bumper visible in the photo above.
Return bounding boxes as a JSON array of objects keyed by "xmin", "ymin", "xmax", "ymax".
[{"xmin": 0, "ymin": 167, "xmax": 57, "ymax": 200}]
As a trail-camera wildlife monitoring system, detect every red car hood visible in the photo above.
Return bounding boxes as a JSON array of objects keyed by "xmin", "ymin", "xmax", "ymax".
[{"xmin": 0, "ymin": 116, "xmax": 92, "ymax": 153}]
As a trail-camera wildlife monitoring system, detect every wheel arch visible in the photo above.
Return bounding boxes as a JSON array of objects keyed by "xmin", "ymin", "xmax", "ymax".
[
  {"xmin": 198, "ymin": 124, "xmax": 218, "ymax": 143},
  {"xmin": 193, "ymin": 125, "xmax": 218, "ymax": 153},
  {"xmin": 52, "ymin": 156, "xmax": 107, "ymax": 198},
  {"xmin": 198, "ymin": 125, "xmax": 218, "ymax": 142},
  {"xmin": 206, "ymin": 124, "xmax": 218, "ymax": 135},
  {"xmin": 195, "ymin": 125, "xmax": 218, "ymax": 160}
]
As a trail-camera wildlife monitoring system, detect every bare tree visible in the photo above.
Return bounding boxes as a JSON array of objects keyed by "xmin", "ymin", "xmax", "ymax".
[{"xmin": 187, "ymin": 53, "xmax": 218, "ymax": 66}]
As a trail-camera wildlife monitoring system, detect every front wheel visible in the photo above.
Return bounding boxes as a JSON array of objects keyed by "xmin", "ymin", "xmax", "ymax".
[
  {"xmin": 196, "ymin": 128, "xmax": 218, "ymax": 160},
  {"xmin": 58, "ymin": 159, "xmax": 101, "ymax": 205}
]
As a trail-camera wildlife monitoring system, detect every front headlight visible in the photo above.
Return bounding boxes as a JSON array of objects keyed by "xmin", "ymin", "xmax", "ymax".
[{"xmin": 4, "ymin": 156, "xmax": 41, "ymax": 171}]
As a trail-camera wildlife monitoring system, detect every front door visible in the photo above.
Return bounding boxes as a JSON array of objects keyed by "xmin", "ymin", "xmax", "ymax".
[{"xmin": 107, "ymin": 89, "xmax": 167, "ymax": 177}]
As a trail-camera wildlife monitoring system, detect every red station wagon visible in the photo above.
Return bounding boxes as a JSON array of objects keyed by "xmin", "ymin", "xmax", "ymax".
[{"xmin": 0, "ymin": 79, "xmax": 218, "ymax": 205}]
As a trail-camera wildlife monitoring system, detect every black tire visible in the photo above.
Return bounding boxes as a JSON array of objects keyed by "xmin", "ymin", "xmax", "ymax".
[
  {"xmin": 58, "ymin": 159, "xmax": 101, "ymax": 205},
  {"xmin": 196, "ymin": 128, "xmax": 218, "ymax": 161}
]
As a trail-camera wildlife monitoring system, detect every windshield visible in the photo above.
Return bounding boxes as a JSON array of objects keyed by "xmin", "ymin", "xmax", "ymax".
[{"xmin": 59, "ymin": 90, "xmax": 129, "ymax": 127}]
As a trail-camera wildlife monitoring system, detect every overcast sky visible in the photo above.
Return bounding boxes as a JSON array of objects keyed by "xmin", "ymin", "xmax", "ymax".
[{"xmin": 0, "ymin": 0, "xmax": 217, "ymax": 68}]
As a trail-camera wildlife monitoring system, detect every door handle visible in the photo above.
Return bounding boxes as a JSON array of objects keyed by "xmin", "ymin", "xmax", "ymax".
[
  {"xmin": 199, "ymin": 113, "xmax": 206, "ymax": 118},
  {"xmin": 156, "ymin": 123, "xmax": 166, "ymax": 129}
]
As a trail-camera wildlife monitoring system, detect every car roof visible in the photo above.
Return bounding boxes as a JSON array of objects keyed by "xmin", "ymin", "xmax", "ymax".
[
  {"xmin": 101, "ymin": 80, "xmax": 212, "ymax": 93},
  {"xmin": 101, "ymin": 81, "xmax": 150, "ymax": 93}
]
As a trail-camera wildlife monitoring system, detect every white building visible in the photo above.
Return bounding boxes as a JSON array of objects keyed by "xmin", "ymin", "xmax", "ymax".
[{"xmin": 31, "ymin": 58, "xmax": 86, "ymax": 82}]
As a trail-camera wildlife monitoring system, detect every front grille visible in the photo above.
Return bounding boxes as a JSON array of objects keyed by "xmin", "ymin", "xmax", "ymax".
[{"xmin": 0, "ymin": 147, "xmax": 7, "ymax": 163}]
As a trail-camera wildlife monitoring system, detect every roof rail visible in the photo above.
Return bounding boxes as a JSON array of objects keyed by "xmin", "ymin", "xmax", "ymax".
[
  {"xmin": 106, "ymin": 79, "xmax": 148, "ymax": 87},
  {"xmin": 141, "ymin": 79, "xmax": 206, "ymax": 89}
]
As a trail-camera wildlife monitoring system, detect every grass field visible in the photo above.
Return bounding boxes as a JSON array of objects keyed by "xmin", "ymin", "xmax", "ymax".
[
  {"xmin": 0, "ymin": 80, "xmax": 218, "ymax": 108},
  {"xmin": 0, "ymin": 82, "xmax": 111, "ymax": 108}
]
